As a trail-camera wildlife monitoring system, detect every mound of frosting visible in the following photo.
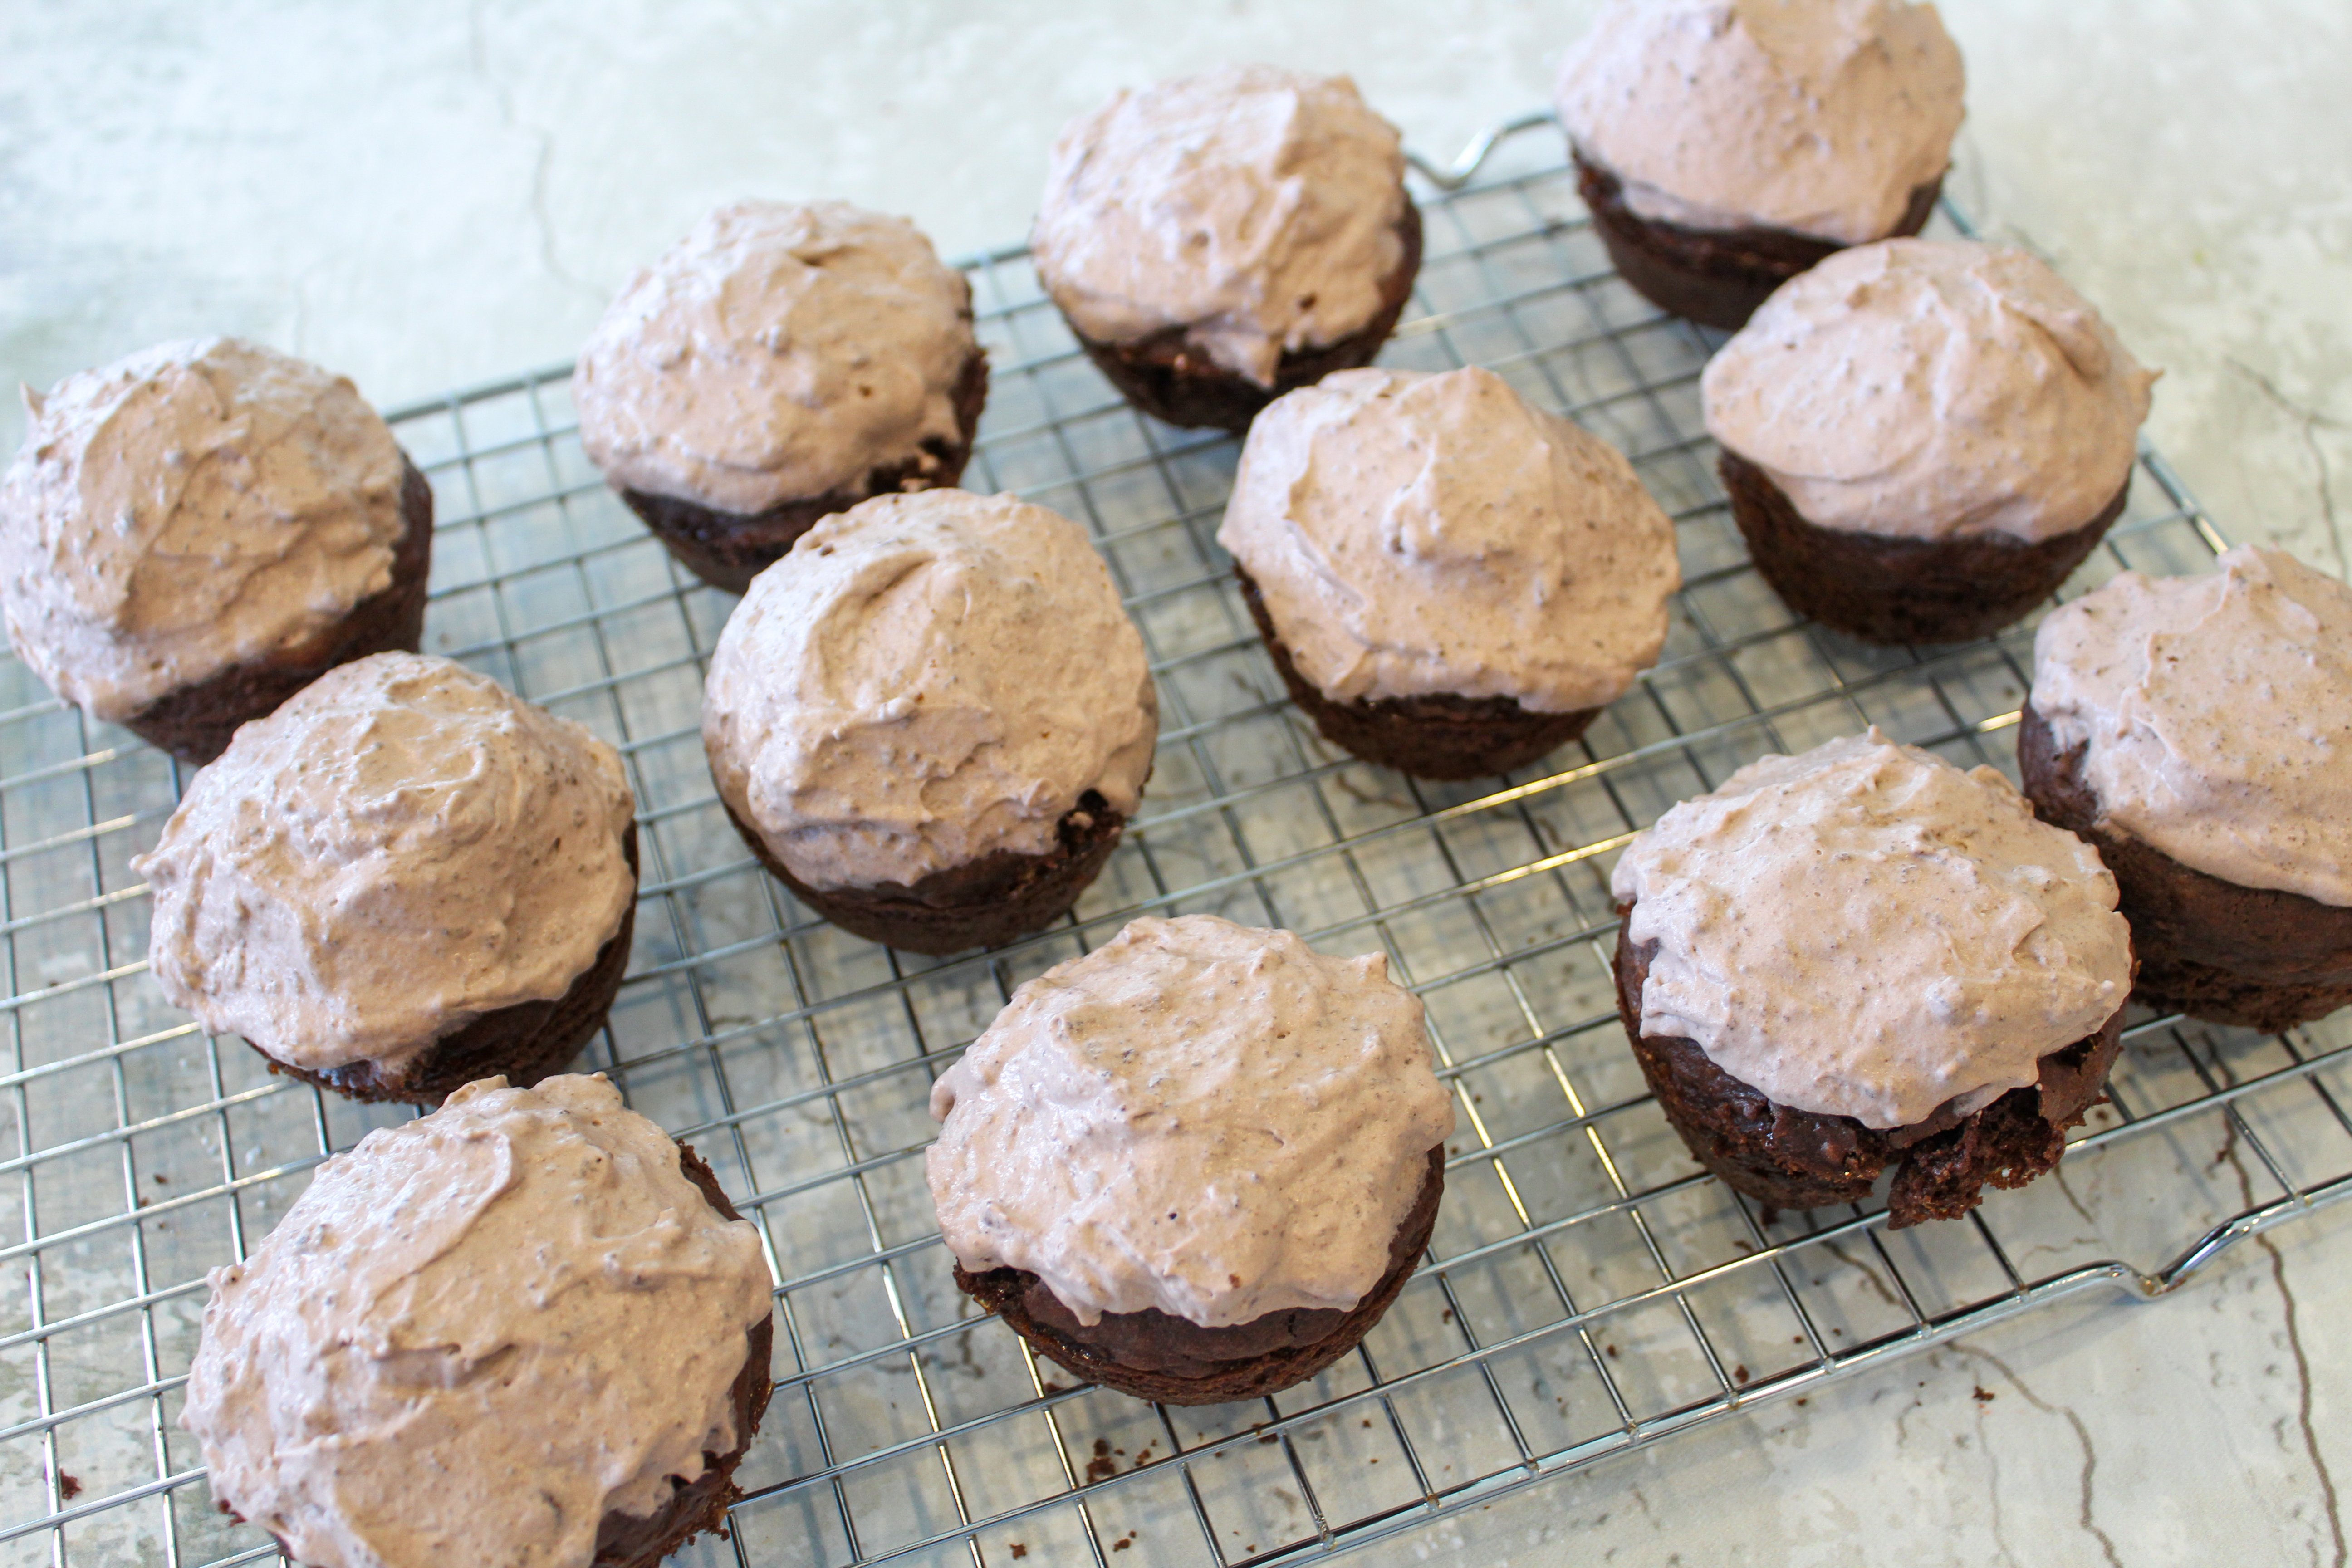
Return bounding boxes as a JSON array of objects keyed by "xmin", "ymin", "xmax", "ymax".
[
  {"xmin": 1554, "ymin": 0, "xmax": 1966, "ymax": 245},
  {"xmin": 928, "ymin": 914, "xmax": 1455, "ymax": 1328},
  {"xmin": 1031, "ymin": 64, "xmax": 1408, "ymax": 387},
  {"xmin": 1703, "ymin": 240, "xmax": 2156, "ymax": 541},
  {"xmin": 136, "ymin": 652, "xmax": 637, "ymax": 1071},
  {"xmin": 0, "ymin": 337, "xmax": 409, "ymax": 722},
  {"xmin": 1612, "ymin": 730, "xmax": 2132, "ymax": 1129},
  {"xmin": 2033, "ymin": 546, "xmax": 2352, "ymax": 906},
  {"xmin": 702, "ymin": 489, "xmax": 1156, "ymax": 891},
  {"xmin": 182, "ymin": 1074, "xmax": 774, "ymax": 1568},
  {"xmin": 1218, "ymin": 366, "xmax": 1679, "ymax": 713},
  {"xmin": 573, "ymin": 200, "xmax": 978, "ymax": 515}
]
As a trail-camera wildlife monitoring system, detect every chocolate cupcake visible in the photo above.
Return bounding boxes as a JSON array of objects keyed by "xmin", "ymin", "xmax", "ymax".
[
  {"xmin": 1217, "ymin": 366, "xmax": 1679, "ymax": 779},
  {"xmin": 182, "ymin": 1073, "xmax": 776, "ymax": 1568},
  {"xmin": 0, "ymin": 338, "xmax": 432, "ymax": 764},
  {"xmin": 2022, "ymin": 546, "xmax": 2352, "ymax": 1033},
  {"xmin": 135, "ymin": 652, "xmax": 639, "ymax": 1105},
  {"xmin": 1031, "ymin": 65, "xmax": 1421, "ymax": 433},
  {"xmin": 1553, "ymin": 0, "xmax": 1965, "ymax": 329},
  {"xmin": 1611, "ymin": 731, "xmax": 2133, "ymax": 1226},
  {"xmin": 928, "ymin": 914, "xmax": 1456, "ymax": 1405},
  {"xmin": 573, "ymin": 201, "xmax": 988, "ymax": 594},
  {"xmin": 702, "ymin": 489, "xmax": 1156, "ymax": 955},
  {"xmin": 1702, "ymin": 239, "xmax": 2157, "ymax": 645}
]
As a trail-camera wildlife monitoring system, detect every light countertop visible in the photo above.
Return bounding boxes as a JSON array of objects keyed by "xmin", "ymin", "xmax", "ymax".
[{"xmin": 4, "ymin": 3, "xmax": 2347, "ymax": 1563}]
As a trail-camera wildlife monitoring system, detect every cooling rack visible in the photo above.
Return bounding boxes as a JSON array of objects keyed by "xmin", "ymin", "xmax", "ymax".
[{"xmin": 5, "ymin": 117, "xmax": 2350, "ymax": 1568}]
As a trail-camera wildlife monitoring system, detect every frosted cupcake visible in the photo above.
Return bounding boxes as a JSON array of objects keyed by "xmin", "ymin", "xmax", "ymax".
[
  {"xmin": 2023, "ymin": 547, "xmax": 2352, "ymax": 1032},
  {"xmin": 929, "ymin": 915, "xmax": 1455, "ymax": 1403},
  {"xmin": 0, "ymin": 338, "xmax": 432, "ymax": 763},
  {"xmin": 1702, "ymin": 239, "xmax": 2156, "ymax": 645},
  {"xmin": 1612, "ymin": 731, "xmax": 2133, "ymax": 1225},
  {"xmin": 1032, "ymin": 65, "xmax": 1421, "ymax": 432},
  {"xmin": 1218, "ymin": 366, "xmax": 1679, "ymax": 778},
  {"xmin": 574, "ymin": 201, "xmax": 988, "ymax": 593},
  {"xmin": 136, "ymin": 652, "xmax": 638, "ymax": 1104},
  {"xmin": 1555, "ymin": 0, "xmax": 1965, "ymax": 328},
  {"xmin": 182, "ymin": 1074, "xmax": 775, "ymax": 1568}
]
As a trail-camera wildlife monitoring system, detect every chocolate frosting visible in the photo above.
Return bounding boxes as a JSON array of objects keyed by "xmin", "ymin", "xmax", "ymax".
[
  {"xmin": 1611, "ymin": 730, "xmax": 2132, "ymax": 1129},
  {"xmin": 1032, "ymin": 64, "xmax": 1408, "ymax": 387},
  {"xmin": 1555, "ymin": 0, "xmax": 1965, "ymax": 245},
  {"xmin": 136, "ymin": 652, "xmax": 637, "ymax": 1073},
  {"xmin": 2033, "ymin": 546, "xmax": 2352, "ymax": 907},
  {"xmin": 1703, "ymin": 239, "xmax": 2156, "ymax": 542},
  {"xmin": 0, "ymin": 338, "xmax": 408, "ymax": 721},
  {"xmin": 181, "ymin": 1074, "xmax": 774, "ymax": 1568},
  {"xmin": 573, "ymin": 200, "xmax": 979, "ymax": 515},
  {"xmin": 702, "ymin": 489, "xmax": 1157, "ymax": 892},
  {"xmin": 927, "ymin": 914, "xmax": 1456, "ymax": 1328},
  {"xmin": 1217, "ymin": 366, "xmax": 1679, "ymax": 713}
]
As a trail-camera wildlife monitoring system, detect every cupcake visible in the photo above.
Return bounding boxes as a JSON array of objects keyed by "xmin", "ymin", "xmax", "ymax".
[
  {"xmin": 2022, "ymin": 546, "xmax": 2352, "ymax": 1033},
  {"xmin": 1611, "ymin": 730, "xmax": 2133, "ymax": 1226},
  {"xmin": 0, "ymin": 338, "xmax": 432, "ymax": 764},
  {"xmin": 702, "ymin": 489, "xmax": 1156, "ymax": 955},
  {"xmin": 573, "ymin": 200, "xmax": 988, "ymax": 594},
  {"xmin": 1553, "ymin": 0, "xmax": 1965, "ymax": 329},
  {"xmin": 1217, "ymin": 366, "xmax": 1679, "ymax": 779},
  {"xmin": 1702, "ymin": 239, "xmax": 2157, "ymax": 646},
  {"xmin": 182, "ymin": 1073, "xmax": 775, "ymax": 1568},
  {"xmin": 928, "ymin": 914, "xmax": 1455, "ymax": 1404},
  {"xmin": 1031, "ymin": 65, "xmax": 1421, "ymax": 433},
  {"xmin": 135, "ymin": 652, "xmax": 638, "ymax": 1104}
]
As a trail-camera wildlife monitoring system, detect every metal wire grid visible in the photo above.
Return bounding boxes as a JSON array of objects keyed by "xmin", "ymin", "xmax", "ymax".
[{"xmin": 4, "ymin": 120, "xmax": 2350, "ymax": 1568}]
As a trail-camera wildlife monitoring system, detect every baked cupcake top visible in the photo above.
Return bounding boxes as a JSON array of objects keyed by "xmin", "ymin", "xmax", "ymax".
[
  {"xmin": 1702, "ymin": 239, "xmax": 2157, "ymax": 542},
  {"xmin": 572, "ymin": 200, "xmax": 978, "ymax": 516},
  {"xmin": 2033, "ymin": 546, "xmax": 2352, "ymax": 906},
  {"xmin": 182, "ymin": 1074, "xmax": 773, "ymax": 1568},
  {"xmin": 702, "ymin": 489, "xmax": 1156, "ymax": 891},
  {"xmin": 135, "ymin": 652, "xmax": 636, "ymax": 1072},
  {"xmin": 1031, "ymin": 64, "xmax": 1409, "ymax": 387},
  {"xmin": 927, "ymin": 914, "xmax": 1455, "ymax": 1328},
  {"xmin": 1612, "ymin": 730, "xmax": 2131, "ymax": 1128},
  {"xmin": 1554, "ymin": 0, "xmax": 1966, "ymax": 245},
  {"xmin": 0, "ymin": 337, "xmax": 410, "ymax": 722},
  {"xmin": 1217, "ymin": 366, "xmax": 1679, "ymax": 713}
]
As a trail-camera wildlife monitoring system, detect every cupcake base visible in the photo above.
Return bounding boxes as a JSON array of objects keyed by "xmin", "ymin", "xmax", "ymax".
[
  {"xmin": 124, "ymin": 456, "xmax": 435, "ymax": 766},
  {"xmin": 591, "ymin": 1141, "xmax": 774, "ymax": 1568},
  {"xmin": 620, "ymin": 349, "xmax": 990, "ymax": 595},
  {"xmin": 1237, "ymin": 567, "xmax": 1597, "ymax": 779},
  {"xmin": 1613, "ymin": 920, "xmax": 2126, "ymax": 1227},
  {"xmin": 1070, "ymin": 202, "xmax": 1424, "ymax": 435},
  {"xmin": 2019, "ymin": 705, "xmax": 2352, "ymax": 1033},
  {"xmin": 254, "ymin": 824, "xmax": 639, "ymax": 1105},
  {"xmin": 1573, "ymin": 153, "xmax": 1942, "ymax": 332},
  {"xmin": 953, "ymin": 1145, "xmax": 1444, "ymax": 1405},
  {"xmin": 725, "ymin": 794, "xmax": 1131, "ymax": 956},
  {"xmin": 1720, "ymin": 451, "xmax": 2127, "ymax": 647}
]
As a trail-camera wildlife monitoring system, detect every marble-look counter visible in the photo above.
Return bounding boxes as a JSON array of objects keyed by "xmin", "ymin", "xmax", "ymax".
[{"xmin": 2, "ymin": 3, "xmax": 2346, "ymax": 1563}]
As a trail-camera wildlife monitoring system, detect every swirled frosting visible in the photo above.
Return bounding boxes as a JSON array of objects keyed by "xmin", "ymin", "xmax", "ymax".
[
  {"xmin": 573, "ymin": 201, "xmax": 979, "ymax": 515},
  {"xmin": 0, "ymin": 338, "xmax": 409, "ymax": 722},
  {"xmin": 927, "ymin": 914, "xmax": 1455, "ymax": 1328},
  {"xmin": 136, "ymin": 653, "xmax": 637, "ymax": 1073},
  {"xmin": 1031, "ymin": 65, "xmax": 1408, "ymax": 387},
  {"xmin": 1554, "ymin": 0, "xmax": 1966, "ymax": 245},
  {"xmin": 1218, "ymin": 366, "xmax": 1679, "ymax": 713},
  {"xmin": 702, "ymin": 490, "xmax": 1156, "ymax": 891},
  {"xmin": 2032, "ymin": 546, "xmax": 2352, "ymax": 907},
  {"xmin": 1703, "ymin": 239, "xmax": 2157, "ymax": 541},
  {"xmin": 182, "ymin": 1074, "xmax": 774, "ymax": 1568},
  {"xmin": 1612, "ymin": 730, "xmax": 2132, "ymax": 1129}
]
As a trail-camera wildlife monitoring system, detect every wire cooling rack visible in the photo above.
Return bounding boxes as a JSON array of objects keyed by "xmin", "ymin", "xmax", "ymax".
[{"xmin": 5, "ymin": 118, "xmax": 2351, "ymax": 1568}]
